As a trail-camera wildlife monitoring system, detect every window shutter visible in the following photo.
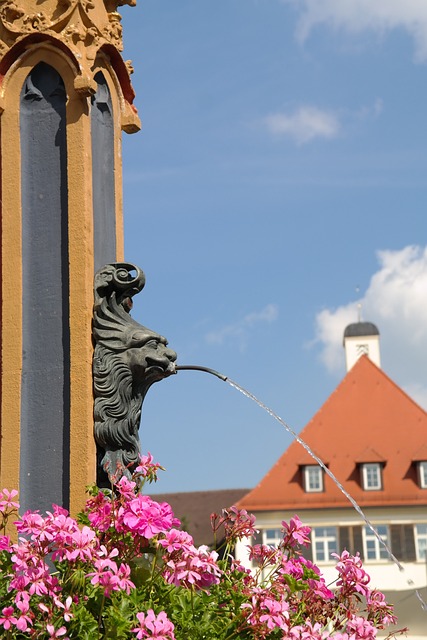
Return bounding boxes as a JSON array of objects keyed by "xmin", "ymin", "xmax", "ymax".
[
  {"xmin": 338, "ymin": 526, "xmax": 364, "ymax": 557},
  {"xmin": 390, "ymin": 525, "xmax": 402, "ymax": 559},
  {"xmin": 353, "ymin": 526, "xmax": 364, "ymax": 559},
  {"xmin": 390, "ymin": 524, "xmax": 416, "ymax": 562},
  {"xmin": 252, "ymin": 530, "xmax": 263, "ymax": 546},
  {"xmin": 403, "ymin": 525, "xmax": 416, "ymax": 561},
  {"xmin": 339, "ymin": 526, "xmax": 350, "ymax": 551}
]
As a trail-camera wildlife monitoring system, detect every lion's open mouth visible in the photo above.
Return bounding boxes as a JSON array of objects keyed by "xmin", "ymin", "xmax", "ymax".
[
  {"xmin": 145, "ymin": 362, "xmax": 175, "ymax": 378},
  {"xmin": 146, "ymin": 365, "xmax": 166, "ymax": 375}
]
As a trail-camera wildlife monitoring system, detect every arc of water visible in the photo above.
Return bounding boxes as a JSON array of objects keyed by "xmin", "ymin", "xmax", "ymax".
[
  {"xmin": 226, "ymin": 379, "xmax": 402, "ymax": 567},
  {"xmin": 176, "ymin": 365, "xmax": 427, "ymax": 612}
]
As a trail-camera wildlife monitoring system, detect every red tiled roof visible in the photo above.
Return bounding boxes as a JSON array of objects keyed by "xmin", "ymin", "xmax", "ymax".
[{"xmin": 238, "ymin": 356, "xmax": 427, "ymax": 511}]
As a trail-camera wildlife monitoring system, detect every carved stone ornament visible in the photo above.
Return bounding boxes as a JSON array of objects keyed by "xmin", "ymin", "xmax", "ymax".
[
  {"xmin": 93, "ymin": 263, "xmax": 177, "ymax": 486},
  {"xmin": 0, "ymin": 0, "xmax": 136, "ymax": 94}
]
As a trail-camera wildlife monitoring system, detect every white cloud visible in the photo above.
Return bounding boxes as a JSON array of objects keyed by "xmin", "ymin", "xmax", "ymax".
[
  {"xmin": 314, "ymin": 245, "xmax": 427, "ymax": 408},
  {"xmin": 206, "ymin": 304, "xmax": 279, "ymax": 351},
  {"xmin": 287, "ymin": 0, "xmax": 427, "ymax": 62},
  {"xmin": 262, "ymin": 100, "xmax": 383, "ymax": 145},
  {"xmin": 264, "ymin": 106, "xmax": 340, "ymax": 144}
]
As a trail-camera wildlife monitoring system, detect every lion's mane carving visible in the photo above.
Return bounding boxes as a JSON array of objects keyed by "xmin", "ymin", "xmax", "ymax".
[{"xmin": 93, "ymin": 263, "xmax": 177, "ymax": 486}]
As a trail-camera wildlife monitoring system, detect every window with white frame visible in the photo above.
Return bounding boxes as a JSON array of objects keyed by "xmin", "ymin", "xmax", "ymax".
[
  {"xmin": 312, "ymin": 526, "xmax": 338, "ymax": 563},
  {"xmin": 262, "ymin": 528, "xmax": 283, "ymax": 550},
  {"xmin": 418, "ymin": 462, "xmax": 427, "ymax": 489},
  {"xmin": 414, "ymin": 524, "xmax": 427, "ymax": 561},
  {"xmin": 363, "ymin": 525, "xmax": 389, "ymax": 561},
  {"xmin": 304, "ymin": 465, "xmax": 323, "ymax": 492},
  {"xmin": 361, "ymin": 462, "xmax": 382, "ymax": 490}
]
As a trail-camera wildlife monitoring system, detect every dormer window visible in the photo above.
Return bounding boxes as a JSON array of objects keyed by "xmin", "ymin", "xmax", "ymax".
[
  {"xmin": 361, "ymin": 462, "xmax": 382, "ymax": 490},
  {"xmin": 304, "ymin": 465, "xmax": 323, "ymax": 492},
  {"xmin": 418, "ymin": 461, "xmax": 427, "ymax": 488}
]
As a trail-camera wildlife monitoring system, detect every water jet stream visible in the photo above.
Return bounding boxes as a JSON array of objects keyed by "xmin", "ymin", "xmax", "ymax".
[{"xmin": 176, "ymin": 365, "xmax": 427, "ymax": 611}]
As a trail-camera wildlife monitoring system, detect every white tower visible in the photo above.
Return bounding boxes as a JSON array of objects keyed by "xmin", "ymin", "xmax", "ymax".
[{"xmin": 343, "ymin": 321, "xmax": 381, "ymax": 372}]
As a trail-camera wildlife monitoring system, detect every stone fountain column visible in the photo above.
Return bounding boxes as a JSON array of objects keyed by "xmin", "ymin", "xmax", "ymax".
[{"xmin": 0, "ymin": 0, "xmax": 140, "ymax": 516}]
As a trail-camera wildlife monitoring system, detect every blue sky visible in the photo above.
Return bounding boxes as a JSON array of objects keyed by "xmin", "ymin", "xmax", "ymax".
[{"xmin": 119, "ymin": 1, "xmax": 427, "ymax": 494}]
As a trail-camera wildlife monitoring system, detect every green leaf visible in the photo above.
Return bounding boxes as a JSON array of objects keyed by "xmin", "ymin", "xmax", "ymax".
[{"xmin": 67, "ymin": 604, "xmax": 99, "ymax": 639}]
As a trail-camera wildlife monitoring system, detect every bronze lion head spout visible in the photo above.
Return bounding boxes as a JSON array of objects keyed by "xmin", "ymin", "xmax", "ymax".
[{"xmin": 93, "ymin": 263, "xmax": 177, "ymax": 487}]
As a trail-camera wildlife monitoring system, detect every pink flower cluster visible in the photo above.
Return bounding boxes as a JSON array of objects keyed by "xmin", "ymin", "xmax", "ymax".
[
  {"xmin": 0, "ymin": 472, "xmax": 227, "ymax": 637},
  {"xmin": 332, "ymin": 550, "xmax": 370, "ymax": 597},
  {"xmin": 281, "ymin": 516, "xmax": 311, "ymax": 548},
  {"xmin": 0, "ymin": 488, "xmax": 19, "ymax": 512},
  {"xmin": 242, "ymin": 588, "xmax": 290, "ymax": 636},
  {"xmin": 160, "ymin": 529, "xmax": 222, "ymax": 589},
  {"xmin": 212, "ymin": 506, "xmax": 258, "ymax": 542},
  {"xmin": 237, "ymin": 550, "xmax": 334, "ymax": 638},
  {"xmin": 122, "ymin": 494, "xmax": 178, "ymax": 538},
  {"xmin": 0, "ymin": 466, "xmax": 401, "ymax": 640},
  {"xmin": 132, "ymin": 609, "xmax": 175, "ymax": 639},
  {"xmin": 233, "ymin": 513, "xmax": 399, "ymax": 638},
  {"xmin": 87, "ymin": 547, "xmax": 135, "ymax": 597},
  {"xmin": 0, "ymin": 594, "xmax": 32, "ymax": 634},
  {"xmin": 134, "ymin": 453, "xmax": 165, "ymax": 484},
  {"xmin": 86, "ymin": 477, "xmax": 180, "ymax": 548},
  {"xmin": 2, "ymin": 500, "xmax": 142, "ymax": 634},
  {"xmin": 87, "ymin": 487, "xmax": 222, "ymax": 592},
  {"xmin": 84, "ymin": 480, "xmax": 224, "ymax": 596},
  {"xmin": 367, "ymin": 590, "xmax": 398, "ymax": 627}
]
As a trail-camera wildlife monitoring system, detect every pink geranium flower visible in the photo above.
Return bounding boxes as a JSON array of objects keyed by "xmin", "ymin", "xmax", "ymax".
[
  {"xmin": 158, "ymin": 528, "xmax": 194, "ymax": 553},
  {"xmin": 53, "ymin": 596, "xmax": 73, "ymax": 623},
  {"xmin": 0, "ymin": 535, "xmax": 11, "ymax": 552},
  {"xmin": 0, "ymin": 489, "xmax": 19, "ymax": 511},
  {"xmin": 134, "ymin": 453, "xmax": 164, "ymax": 482},
  {"xmin": 122, "ymin": 495, "xmax": 178, "ymax": 538},
  {"xmin": 219, "ymin": 506, "xmax": 258, "ymax": 540},
  {"xmin": 0, "ymin": 606, "xmax": 17, "ymax": 631},
  {"xmin": 132, "ymin": 609, "xmax": 175, "ymax": 639},
  {"xmin": 115, "ymin": 476, "xmax": 137, "ymax": 499},
  {"xmin": 85, "ymin": 491, "xmax": 113, "ymax": 532},
  {"xmin": 332, "ymin": 550, "xmax": 371, "ymax": 597},
  {"xmin": 46, "ymin": 623, "xmax": 69, "ymax": 639},
  {"xmin": 346, "ymin": 615, "xmax": 377, "ymax": 639},
  {"xmin": 14, "ymin": 510, "xmax": 46, "ymax": 539},
  {"xmin": 116, "ymin": 563, "xmax": 135, "ymax": 594},
  {"xmin": 242, "ymin": 589, "xmax": 289, "ymax": 633},
  {"xmin": 162, "ymin": 544, "xmax": 221, "ymax": 590},
  {"xmin": 65, "ymin": 526, "xmax": 98, "ymax": 562},
  {"xmin": 282, "ymin": 515, "xmax": 311, "ymax": 548}
]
